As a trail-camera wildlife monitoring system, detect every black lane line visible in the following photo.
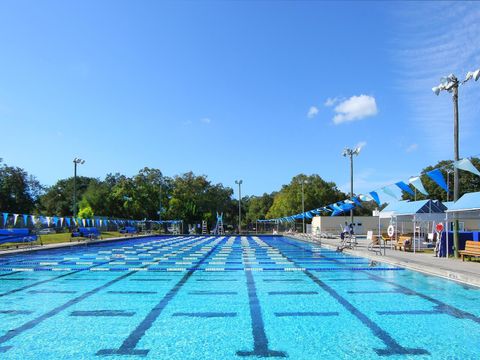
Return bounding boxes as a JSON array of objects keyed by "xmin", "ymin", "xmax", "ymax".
[
  {"xmin": 0, "ymin": 271, "xmax": 21, "ymax": 278},
  {"xmin": 263, "ymin": 279, "xmax": 304, "ymax": 283},
  {"xmin": 189, "ymin": 291, "xmax": 237, "ymax": 295},
  {"xmin": 0, "ymin": 310, "xmax": 33, "ymax": 315},
  {"xmin": 348, "ymin": 290, "xmax": 403, "ymax": 295},
  {"xmin": 70, "ymin": 310, "xmax": 135, "ymax": 317},
  {"xmin": 108, "ymin": 291, "xmax": 157, "ymax": 295},
  {"xmin": 196, "ymin": 279, "xmax": 238, "ymax": 282},
  {"xmin": 0, "ymin": 236, "xmax": 192, "ymax": 298},
  {"xmin": 270, "ymin": 237, "xmax": 429, "ymax": 357},
  {"xmin": 0, "ymin": 271, "xmax": 135, "ymax": 353},
  {"xmin": 268, "ymin": 291, "xmax": 317, "ymax": 295},
  {"xmin": 29, "ymin": 290, "xmax": 77, "ymax": 294},
  {"xmin": 365, "ymin": 272, "xmax": 480, "ymax": 324},
  {"xmin": 236, "ymin": 242, "xmax": 287, "ymax": 358},
  {"xmin": 172, "ymin": 312, "xmax": 237, "ymax": 318},
  {"xmin": 129, "ymin": 279, "xmax": 171, "ymax": 282},
  {"xmin": 291, "ymin": 229, "xmax": 480, "ymax": 323},
  {"xmin": 275, "ymin": 312, "xmax": 339, "ymax": 317},
  {"xmin": 0, "ymin": 236, "xmax": 206, "ymax": 353},
  {"xmin": 377, "ymin": 310, "xmax": 439, "ymax": 316},
  {"xmin": 97, "ymin": 239, "xmax": 223, "ymax": 357}
]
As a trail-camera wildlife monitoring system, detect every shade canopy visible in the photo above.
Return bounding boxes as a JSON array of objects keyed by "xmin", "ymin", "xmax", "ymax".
[
  {"xmin": 379, "ymin": 199, "xmax": 446, "ymax": 221},
  {"xmin": 445, "ymin": 192, "xmax": 480, "ymax": 213}
]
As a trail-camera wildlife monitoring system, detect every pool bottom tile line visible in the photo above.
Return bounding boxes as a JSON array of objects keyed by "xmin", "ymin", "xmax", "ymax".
[
  {"xmin": 96, "ymin": 239, "xmax": 224, "ymax": 357},
  {"xmin": 236, "ymin": 238, "xmax": 287, "ymax": 358},
  {"xmin": 272, "ymin": 237, "xmax": 430, "ymax": 357},
  {"xmin": 0, "ymin": 236, "xmax": 210, "ymax": 354}
]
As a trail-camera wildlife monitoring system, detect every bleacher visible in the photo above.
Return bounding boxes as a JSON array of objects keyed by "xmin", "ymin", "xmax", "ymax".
[
  {"xmin": 71, "ymin": 227, "xmax": 101, "ymax": 240},
  {"xmin": 119, "ymin": 226, "xmax": 137, "ymax": 234},
  {"xmin": 0, "ymin": 228, "xmax": 38, "ymax": 246}
]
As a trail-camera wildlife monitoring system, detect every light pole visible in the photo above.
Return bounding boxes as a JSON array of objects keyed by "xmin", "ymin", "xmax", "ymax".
[
  {"xmin": 432, "ymin": 68, "xmax": 480, "ymax": 258},
  {"xmin": 342, "ymin": 147, "xmax": 361, "ymax": 225},
  {"xmin": 300, "ymin": 179, "xmax": 308, "ymax": 234},
  {"xmin": 235, "ymin": 180, "xmax": 243, "ymax": 234},
  {"xmin": 73, "ymin": 158, "xmax": 85, "ymax": 218}
]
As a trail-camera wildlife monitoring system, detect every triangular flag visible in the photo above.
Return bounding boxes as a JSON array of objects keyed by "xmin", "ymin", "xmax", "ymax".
[
  {"xmin": 454, "ymin": 158, "xmax": 480, "ymax": 177},
  {"xmin": 409, "ymin": 176, "xmax": 428, "ymax": 196},
  {"xmin": 382, "ymin": 186, "xmax": 399, "ymax": 200},
  {"xmin": 46, "ymin": 216, "xmax": 51, "ymax": 226},
  {"xmin": 66, "ymin": 218, "xmax": 71, "ymax": 227},
  {"xmin": 23, "ymin": 214, "xmax": 28, "ymax": 226},
  {"xmin": 395, "ymin": 181, "xmax": 415, "ymax": 196},
  {"xmin": 60, "ymin": 217, "xmax": 64, "ymax": 227},
  {"xmin": 31, "ymin": 215, "xmax": 36, "ymax": 224},
  {"xmin": 13, "ymin": 214, "xmax": 19, "ymax": 225},
  {"xmin": 2, "ymin": 213, "xmax": 8, "ymax": 226},
  {"xmin": 426, "ymin": 169, "xmax": 448, "ymax": 192},
  {"xmin": 369, "ymin": 191, "xmax": 381, "ymax": 205},
  {"xmin": 82, "ymin": 219, "xmax": 86, "ymax": 227}
]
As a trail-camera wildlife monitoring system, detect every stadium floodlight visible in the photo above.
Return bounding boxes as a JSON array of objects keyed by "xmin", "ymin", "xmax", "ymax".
[
  {"xmin": 342, "ymin": 146, "xmax": 361, "ymax": 225},
  {"xmin": 72, "ymin": 158, "xmax": 86, "ymax": 218},
  {"xmin": 432, "ymin": 67, "xmax": 479, "ymax": 258},
  {"xmin": 235, "ymin": 180, "xmax": 243, "ymax": 234}
]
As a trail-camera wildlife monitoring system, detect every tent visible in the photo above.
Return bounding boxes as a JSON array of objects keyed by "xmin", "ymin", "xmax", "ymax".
[{"xmin": 379, "ymin": 199, "xmax": 447, "ymax": 252}]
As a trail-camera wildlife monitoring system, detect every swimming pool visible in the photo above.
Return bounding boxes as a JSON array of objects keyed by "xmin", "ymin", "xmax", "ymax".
[{"xmin": 0, "ymin": 235, "xmax": 479, "ymax": 359}]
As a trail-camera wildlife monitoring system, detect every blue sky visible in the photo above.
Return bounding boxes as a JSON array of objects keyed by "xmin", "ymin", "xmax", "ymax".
[{"xmin": 1, "ymin": 1, "xmax": 479, "ymax": 198}]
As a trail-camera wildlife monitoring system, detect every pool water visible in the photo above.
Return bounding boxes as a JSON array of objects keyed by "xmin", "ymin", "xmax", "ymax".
[{"xmin": 0, "ymin": 235, "xmax": 479, "ymax": 359}]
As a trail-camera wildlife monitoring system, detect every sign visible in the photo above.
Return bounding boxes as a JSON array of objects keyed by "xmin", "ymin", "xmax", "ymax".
[
  {"xmin": 387, "ymin": 225, "xmax": 395, "ymax": 238},
  {"xmin": 436, "ymin": 223, "xmax": 444, "ymax": 232}
]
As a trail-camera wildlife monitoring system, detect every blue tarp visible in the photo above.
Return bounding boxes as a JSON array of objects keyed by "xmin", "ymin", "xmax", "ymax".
[{"xmin": 380, "ymin": 199, "xmax": 446, "ymax": 216}]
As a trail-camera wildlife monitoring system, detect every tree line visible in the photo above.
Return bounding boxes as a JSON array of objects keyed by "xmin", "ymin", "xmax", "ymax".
[{"xmin": 1, "ymin": 158, "xmax": 480, "ymax": 230}]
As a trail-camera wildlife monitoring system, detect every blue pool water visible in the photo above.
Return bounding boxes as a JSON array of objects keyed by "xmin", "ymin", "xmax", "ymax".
[{"xmin": 0, "ymin": 235, "xmax": 479, "ymax": 359}]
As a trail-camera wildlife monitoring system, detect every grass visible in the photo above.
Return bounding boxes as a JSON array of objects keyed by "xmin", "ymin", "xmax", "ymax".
[{"xmin": 0, "ymin": 231, "xmax": 126, "ymax": 249}]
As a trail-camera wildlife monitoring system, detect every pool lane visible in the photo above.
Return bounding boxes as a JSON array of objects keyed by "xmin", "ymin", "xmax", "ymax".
[{"xmin": 0, "ymin": 235, "xmax": 479, "ymax": 359}]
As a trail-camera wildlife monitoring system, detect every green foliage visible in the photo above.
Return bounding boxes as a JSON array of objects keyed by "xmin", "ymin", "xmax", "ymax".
[
  {"xmin": 0, "ymin": 159, "xmax": 43, "ymax": 213},
  {"xmin": 267, "ymin": 174, "xmax": 345, "ymax": 219},
  {"xmin": 78, "ymin": 204, "xmax": 94, "ymax": 219}
]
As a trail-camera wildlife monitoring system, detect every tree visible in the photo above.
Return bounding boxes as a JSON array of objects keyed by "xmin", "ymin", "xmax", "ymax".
[
  {"xmin": 0, "ymin": 159, "xmax": 43, "ymax": 213},
  {"xmin": 245, "ymin": 193, "xmax": 276, "ymax": 225},
  {"xmin": 38, "ymin": 176, "xmax": 95, "ymax": 216},
  {"xmin": 267, "ymin": 174, "xmax": 345, "ymax": 219},
  {"xmin": 166, "ymin": 172, "xmax": 233, "ymax": 228}
]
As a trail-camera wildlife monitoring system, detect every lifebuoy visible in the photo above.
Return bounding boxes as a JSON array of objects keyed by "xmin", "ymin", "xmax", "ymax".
[{"xmin": 387, "ymin": 225, "xmax": 395, "ymax": 238}]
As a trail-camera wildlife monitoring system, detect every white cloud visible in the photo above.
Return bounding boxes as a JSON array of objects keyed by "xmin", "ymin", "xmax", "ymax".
[
  {"xmin": 406, "ymin": 143, "xmax": 418, "ymax": 153},
  {"xmin": 307, "ymin": 106, "xmax": 319, "ymax": 118},
  {"xmin": 200, "ymin": 118, "xmax": 211, "ymax": 124},
  {"xmin": 332, "ymin": 95, "xmax": 378, "ymax": 124},
  {"xmin": 324, "ymin": 97, "xmax": 340, "ymax": 107}
]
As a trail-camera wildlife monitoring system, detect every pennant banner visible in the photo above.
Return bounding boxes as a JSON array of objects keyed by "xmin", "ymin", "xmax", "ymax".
[
  {"xmin": 454, "ymin": 158, "xmax": 480, "ymax": 177},
  {"xmin": 409, "ymin": 176, "xmax": 428, "ymax": 196},
  {"xmin": 13, "ymin": 214, "xmax": 19, "ymax": 225},
  {"xmin": 395, "ymin": 181, "xmax": 415, "ymax": 196},
  {"xmin": 2, "ymin": 213, "xmax": 8, "ymax": 226},
  {"xmin": 426, "ymin": 169, "xmax": 448, "ymax": 192},
  {"xmin": 369, "ymin": 191, "xmax": 381, "ymax": 205}
]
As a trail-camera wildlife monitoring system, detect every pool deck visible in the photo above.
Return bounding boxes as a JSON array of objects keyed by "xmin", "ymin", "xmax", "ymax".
[{"xmin": 288, "ymin": 234, "xmax": 480, "ymax": 288}]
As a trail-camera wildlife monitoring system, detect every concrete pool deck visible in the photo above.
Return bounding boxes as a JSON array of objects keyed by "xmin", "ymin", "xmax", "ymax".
[{"xmin": 288, "ymin": 234, "xmax": 480, "ymax": 288}]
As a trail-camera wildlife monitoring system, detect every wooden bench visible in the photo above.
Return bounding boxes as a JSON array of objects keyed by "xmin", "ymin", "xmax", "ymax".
[
  {"xmin": 394, "ymin": 236, "xmax": 412, "ymax": 251},
  {"xmin": 459, "ymin": 241, "xmax": 480, "ymax": 261}
]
